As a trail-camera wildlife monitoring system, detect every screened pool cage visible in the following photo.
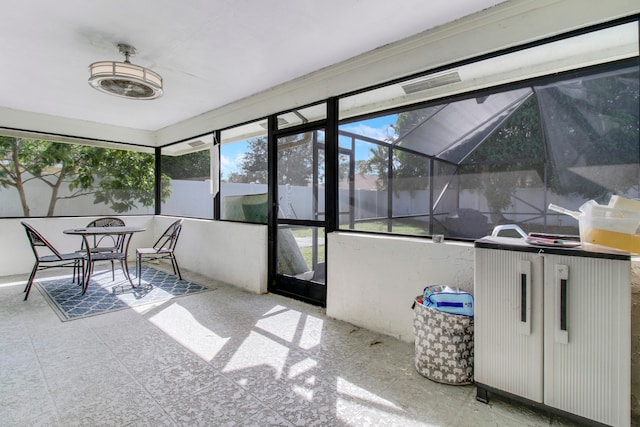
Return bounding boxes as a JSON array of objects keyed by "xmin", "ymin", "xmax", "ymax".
[{"xmin": 335, "ymin": 65, "xmax": 639, "ymax": 239}]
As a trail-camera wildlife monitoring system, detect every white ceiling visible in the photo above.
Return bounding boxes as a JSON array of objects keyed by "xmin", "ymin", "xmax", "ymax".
[{"xmin": 1, "ymin": 0, "xmax": 508, "ymax": 133}]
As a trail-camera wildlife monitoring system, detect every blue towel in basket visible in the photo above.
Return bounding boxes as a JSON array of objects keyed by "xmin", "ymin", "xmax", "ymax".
[{"xmin": 423, "ymin": 285, "xmax": 474, "ymax": 317}]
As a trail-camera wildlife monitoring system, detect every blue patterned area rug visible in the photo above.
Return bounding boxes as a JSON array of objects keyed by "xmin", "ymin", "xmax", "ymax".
[{"xmin": 35, "ymin": 267, "xmax": 211, "ymax": 322}]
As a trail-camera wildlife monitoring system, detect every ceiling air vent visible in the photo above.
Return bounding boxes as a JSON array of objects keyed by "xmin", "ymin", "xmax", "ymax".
[
  {"xmin": 188, "ymin": 140, "xmax": 206, "ymax": 148},
  {"xmin": 401, "ymin": 71, "xmax": 461, "ymax": 94}
]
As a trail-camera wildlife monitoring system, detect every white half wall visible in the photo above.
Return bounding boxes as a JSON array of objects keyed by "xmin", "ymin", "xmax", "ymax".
[
  {"xmin": 326, "ymin": 232, "xmax": 475, "ymax": 342},
  {"xmin": 1, "ymin": 216, "xmax": 155, "ymax": 278},
  {"xmin": 2, "ymin": 216, "xmax": 268, "ymax": 295},
  {"xmin": 175, "ymin": 218, "xmax": 268, "ymax": 294}
]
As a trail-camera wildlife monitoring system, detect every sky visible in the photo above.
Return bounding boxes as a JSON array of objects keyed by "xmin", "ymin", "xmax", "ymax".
[{"xmin": 220, "ymin": 115, "xmax": 398, "ymax": 180}]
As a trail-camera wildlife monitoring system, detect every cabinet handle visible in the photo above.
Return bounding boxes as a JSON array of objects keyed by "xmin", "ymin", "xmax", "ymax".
[
  {"xmin": 555, "ymin": 264, "xmax": 569, "ymax": 344},
  {"xmin": 560, "ymin": 279, "xmax": 567, "ymax": 331},
  {"xmin": 520, "ymin": 273, "xmax": 527, "ymax": 322},
  {"xmin": 518, "ymin": 260, "xmax": 531, "ymax": 335}
]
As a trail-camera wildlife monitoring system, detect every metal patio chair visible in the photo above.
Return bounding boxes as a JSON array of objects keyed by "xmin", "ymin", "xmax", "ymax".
[
  {"xmin": 21, "ymin": 222, "xmax": 85, "ymax": 301},
  {"xmin": 79, "ymin": 217, "xmax": 125, "ymax": 281},
  {"xmin": 136, "ymin": 219, "xmax": 184, "ymax": 285}
]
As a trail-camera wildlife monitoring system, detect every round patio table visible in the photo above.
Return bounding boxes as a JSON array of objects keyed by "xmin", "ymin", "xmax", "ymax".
[{"xmin": 63, "ymin": 226, "xmax": 146, "ymax": 293}]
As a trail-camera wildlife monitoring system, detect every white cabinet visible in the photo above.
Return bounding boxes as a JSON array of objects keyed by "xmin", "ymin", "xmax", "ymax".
[{"xmin": 474, "ymin": 237, "xmax": 631, "ymax": 426}]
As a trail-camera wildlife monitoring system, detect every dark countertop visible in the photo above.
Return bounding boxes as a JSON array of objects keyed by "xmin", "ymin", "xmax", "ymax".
[{"xmin": 475, "ymin": 236, "xmax": 631, "ymax": 261}]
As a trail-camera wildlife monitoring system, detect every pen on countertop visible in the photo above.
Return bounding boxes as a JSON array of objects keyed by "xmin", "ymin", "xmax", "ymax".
[{"xmin": 529, "ymin": 236, "xmax": 564, "ymax": 244}]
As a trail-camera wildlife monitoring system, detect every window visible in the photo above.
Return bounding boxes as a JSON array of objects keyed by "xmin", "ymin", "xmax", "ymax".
[
  {"xmin": 277, "ymin": 130, "xmax": 325, "ymax": 222},
  {"xmin": 160, "ymin": 134, "xmax": 214, "ymax": 218},
  {"xmin": 0, "ymin": 135, "xmax": 156, "ymax": 217},
  {"xmin": 338, "ymin": 123, "xmax": 391, "ymax": 232},
  {"xmin": 220, "ymin": 120, "xmax": 269, "ymax": 223},
  {"xmin": 338, "ymin": 65, "xmax": 639, "ymax": 238},
  {"xmin": 337, "ymin": 21, "xmax": 639, "ymax": 239}
]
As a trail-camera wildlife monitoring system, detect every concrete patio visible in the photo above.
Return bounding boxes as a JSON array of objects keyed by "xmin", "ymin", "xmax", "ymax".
[{"xmin": 0, "ymin": 265, "xmax": 594, "ymax": 427}]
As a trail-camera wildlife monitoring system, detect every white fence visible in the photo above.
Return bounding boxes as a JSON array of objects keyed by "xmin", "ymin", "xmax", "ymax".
[
  {"xmin": 1, "ymin": 177, "xmax": 628, "ymax": 233},
  {"xmin": 0, "ymin": 176, "xmax": 153, "ymax": 217}
]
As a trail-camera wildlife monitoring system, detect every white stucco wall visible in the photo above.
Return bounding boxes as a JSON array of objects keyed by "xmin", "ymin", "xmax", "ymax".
[
  {"xmin": 174, "ymin": 218, "xmax": 268, "ymax": 294},
  {"xmin": 326, "ymin": 232, "xmax": 475, "ymax": 342}
]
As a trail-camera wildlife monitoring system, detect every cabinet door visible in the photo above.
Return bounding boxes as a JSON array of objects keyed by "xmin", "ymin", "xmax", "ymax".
[
  {"xmin": 543, "ymin": 254, "xmax": 630, "ymax": 426},
  {"xmin": 474, "ymin": 248, "xmax": 544, "ymax": 402}
]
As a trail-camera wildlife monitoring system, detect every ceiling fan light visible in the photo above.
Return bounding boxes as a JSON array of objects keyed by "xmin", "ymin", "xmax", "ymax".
[{"xmin": 88, "ymin": 44, "xmax": 163, "ymax": 100}]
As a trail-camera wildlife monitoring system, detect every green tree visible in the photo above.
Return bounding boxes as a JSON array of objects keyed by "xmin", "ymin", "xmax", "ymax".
[
  {"xmin": 359, "ymin": 145, "xmax": 389, "ymax": 191},
  {"xmin": 359, "ymin": 111, "xmax": 430, "ymax": 195},
  {"xmin": 277, "ymin": 133, "xmax": 320, "ymax": 186},
  {"xmin": 462, "ymin": 69, "xmax": 639, "ymax": 222},
  {"xmin": 532, "ymin": 71, "xmax": 639, "ymax": 202},
  {"xmin": 461, "ymin": 94, "xmax": 544, "ymax": 222},
  {"xmin": 236, "ymin": 138, "xmax": 269, "ymax": 184},
  {"xmin": 0, "ymin": 137, "xmax": 170, "ymax": 216},
  {"xmin": 391, "ymin": 110, "xmax": 430, "ymax": 195},
  {"xmin": 230, "ymin": 132, "xmax": 322, "ymax": 186},
  {"xmin": 162, "ymin": 150, "xmax": 210, "ymax": 180}
]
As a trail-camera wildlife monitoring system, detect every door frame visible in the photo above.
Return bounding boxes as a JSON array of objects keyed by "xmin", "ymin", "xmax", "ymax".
[{"xmin": 267, "ymin": 99, "xmax": 338, "ymax": 307}]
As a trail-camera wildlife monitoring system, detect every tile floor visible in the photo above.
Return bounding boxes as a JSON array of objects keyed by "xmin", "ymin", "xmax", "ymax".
[{"xmin": 0, "ymin": 266, "xmax": 607, "ymax": 426}]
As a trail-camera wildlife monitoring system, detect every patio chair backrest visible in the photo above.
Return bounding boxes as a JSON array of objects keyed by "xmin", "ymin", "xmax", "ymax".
[
  {"xmin": 87, "ymin": 217, "xmax": 125, "ymax": 228},
  {"xmin": 85, "ymin": 217, "xmax": 126, "ymax": 250},
  {"xmin": 154, "ymin": 219, "xmax": 183, "ymax": 251},
  {"xmin": 22, "ymin": 222, "xmax": 63, "ymax": 260}
]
